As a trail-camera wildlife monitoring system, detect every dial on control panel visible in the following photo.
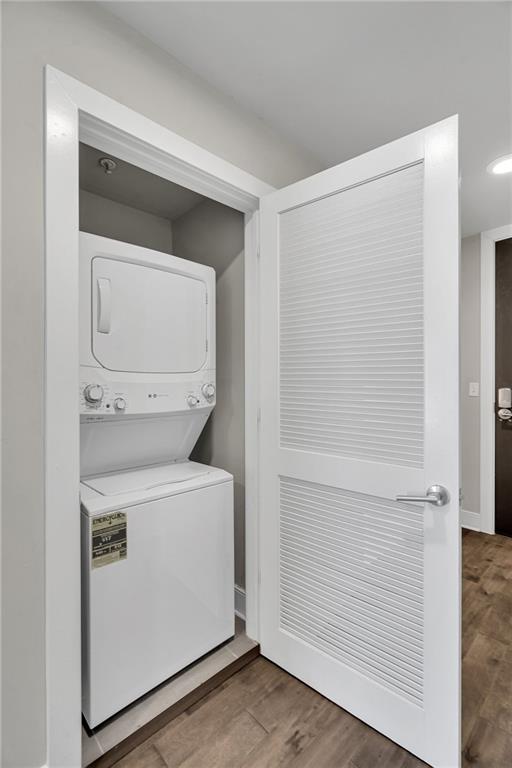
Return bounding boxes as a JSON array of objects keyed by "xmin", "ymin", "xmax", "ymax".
[
  {"xmin": 114, "ymin": 397, "xmax": 126, "ymax": 412},
  {"xmin": 84, "ymin": 384, "xmax": 104, "ymax": 404},
  {"xmin": 202, "ymin": 383, "xmax": 216, "ymax": 401}
]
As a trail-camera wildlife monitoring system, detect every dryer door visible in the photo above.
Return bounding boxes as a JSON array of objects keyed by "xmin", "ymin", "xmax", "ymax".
[{"xmin": 91, "ymin": 257, "xmax": 207, "ymax": 373}]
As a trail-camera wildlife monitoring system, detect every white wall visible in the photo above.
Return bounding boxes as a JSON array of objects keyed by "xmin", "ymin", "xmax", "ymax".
[
  {"xmin": 80, "ymin": 190, "xmax": 174, "ymax": 254},
  {"xmin": 172, "ymin": 200, "xmax": 246, "ymax": 589},
  {"xmin": 460, "ymin": 235, "xmax": 481, "ymax": 529},
  {"xmin": 1, "ymin": 3, "xmax": 319, "ymax": 766}
]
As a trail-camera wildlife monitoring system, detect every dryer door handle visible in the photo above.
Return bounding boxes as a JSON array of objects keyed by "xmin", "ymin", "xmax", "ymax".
[{"xmin": 97, "ymin": 278, "xmax": 111, "ymax": 334}]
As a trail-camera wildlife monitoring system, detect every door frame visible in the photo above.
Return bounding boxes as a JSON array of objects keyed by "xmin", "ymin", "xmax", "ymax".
[
  {"xmin": 480, "ymin": 224, "xmax": 512, "ymax": 534},
  {"xmin": 44, "ymin": 65, "xmax": 272, "ymax": 768}
]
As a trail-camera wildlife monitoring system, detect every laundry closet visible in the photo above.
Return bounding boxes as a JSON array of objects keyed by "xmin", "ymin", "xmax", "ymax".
[{"xmin": 78, "ymin": 144, "xmax": 249, "ymax": 755}]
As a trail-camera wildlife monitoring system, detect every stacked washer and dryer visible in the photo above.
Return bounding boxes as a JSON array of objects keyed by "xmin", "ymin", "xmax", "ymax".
[{"xmin": 79, "ymin": 233, "xmax": 234, "ymax": 728}]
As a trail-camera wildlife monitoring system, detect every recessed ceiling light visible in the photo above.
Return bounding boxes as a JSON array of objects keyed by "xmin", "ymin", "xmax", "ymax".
[{"xmin": 487, "ymin": 154, "xmax": 512, "ymax": 175}]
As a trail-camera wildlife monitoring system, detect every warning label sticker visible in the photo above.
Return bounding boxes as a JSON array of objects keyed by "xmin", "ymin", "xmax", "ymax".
[{"xmin": 91, "ymin": 512, "xmax": 127, "ymax": 569}]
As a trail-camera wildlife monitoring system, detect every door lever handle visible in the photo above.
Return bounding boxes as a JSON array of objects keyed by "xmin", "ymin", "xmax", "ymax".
[{"xmin": 396, "ymin": 485, "xmax": 449, "ymax": 507}]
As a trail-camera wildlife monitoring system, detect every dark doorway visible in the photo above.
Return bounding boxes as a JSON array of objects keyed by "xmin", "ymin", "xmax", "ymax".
[{"xmin": 495, "ymin": 237, "xmax": 512, "ymax": 536}]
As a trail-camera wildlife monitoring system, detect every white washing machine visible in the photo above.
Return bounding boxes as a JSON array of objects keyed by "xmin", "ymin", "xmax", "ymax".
[
  {"xmin": 81, "ymin": 461, "xmax": 233, "ymax": 728},
  {"xmin": 79, "ymin": 233, "xmax": 234, "ymax": 728}
]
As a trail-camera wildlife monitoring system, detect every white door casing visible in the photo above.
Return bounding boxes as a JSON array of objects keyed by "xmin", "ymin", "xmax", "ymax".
[
  {"xmin": 44, "ymin": 66, "xmax": 271, "ymax": 768},
  {"xmin": 259, "ymin": 117, "xmax": 460, "ymax": 768}
]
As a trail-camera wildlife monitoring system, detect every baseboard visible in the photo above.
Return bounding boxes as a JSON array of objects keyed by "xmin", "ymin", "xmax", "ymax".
[
  {"xmin": 234, "ymin": 585, "xmax": 246, "ymax": 620},
  {"xmin": 461, "ymin": 509, "xmax": 481, "ymax": 531}
]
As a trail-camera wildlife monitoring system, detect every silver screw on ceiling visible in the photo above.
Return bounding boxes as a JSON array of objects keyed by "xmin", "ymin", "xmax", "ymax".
[{"xmin": 99, "ymin": 157, "xmax": 117, "ymax": 175}]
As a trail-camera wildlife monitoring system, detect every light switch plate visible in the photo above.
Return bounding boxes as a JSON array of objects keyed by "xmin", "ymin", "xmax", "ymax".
[{"xmin": 469, "ymin": 382, "xmax": 480, "ymax": 397}]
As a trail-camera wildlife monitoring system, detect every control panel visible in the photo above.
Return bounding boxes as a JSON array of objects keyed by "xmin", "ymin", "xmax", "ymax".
[{"xmin": 80, "ymin": 375, "xmax": 216, "ymax": 420}]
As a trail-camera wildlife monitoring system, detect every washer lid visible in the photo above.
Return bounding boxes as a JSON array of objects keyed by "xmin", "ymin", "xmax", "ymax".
[{"xmin": 82, "ymin": 461, "xmax": 221, "ymax": 497}]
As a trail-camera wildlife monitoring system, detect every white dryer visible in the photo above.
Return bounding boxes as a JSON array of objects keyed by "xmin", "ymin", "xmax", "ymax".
[
  {"xmin": 79, "ymin": 233, "xmax": 234, "ymax": 728},
  {"xmin": 79, "ymin": 232, "xmax": 217, "ymax": 476}
]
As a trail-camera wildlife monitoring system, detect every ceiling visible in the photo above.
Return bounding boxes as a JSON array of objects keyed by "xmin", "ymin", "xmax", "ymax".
[
  {"xmin": 79, "ymin": 143, "xmax": 204, "ymax": 220},
  {"xmin": 103, "ymin": 1, "xmax": 512, "ymax": 237}
]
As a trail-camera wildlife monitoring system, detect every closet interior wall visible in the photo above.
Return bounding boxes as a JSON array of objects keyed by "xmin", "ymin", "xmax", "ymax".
[{"xmin": 173, "ymin": 199, "xmax": 245, "ymax": 590}]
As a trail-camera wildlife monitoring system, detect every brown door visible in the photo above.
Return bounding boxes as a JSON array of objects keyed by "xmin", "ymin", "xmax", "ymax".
[{"xmin": 495, "ymin": 237, "xmax": 512, "ymax": 536}]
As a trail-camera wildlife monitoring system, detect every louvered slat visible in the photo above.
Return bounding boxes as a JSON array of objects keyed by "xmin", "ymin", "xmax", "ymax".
[
  {"xmin": 279, "ymin": 477, "xmax": 424, "ymax": 706},
  {"xmin": 279, "ymin": 163, "xmax": 424, "ymax": 467}
]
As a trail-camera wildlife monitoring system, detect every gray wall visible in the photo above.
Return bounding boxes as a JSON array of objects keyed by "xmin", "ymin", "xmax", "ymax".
[
  {"xmin": 460, "ymin": 235, "xmax": 481, "ymax": 522},
  {"xmin": 1, "ymin": 3, "xmax": 319, "ymax": 765},
  {"xmin": 172, "ymin": 200, "xmax": 246, "ymax": 589},
  {"xmin": 80, "ymin": 190, "xmax": 173, "ymax": 254}
]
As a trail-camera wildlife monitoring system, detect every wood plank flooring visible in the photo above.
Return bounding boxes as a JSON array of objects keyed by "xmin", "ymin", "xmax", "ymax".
[
  {"xmin": 108, "ymin": 531, "xmax": 512, "ymax": 768},
  {"xmin": 461, "ymin": 530, "xmax": 512, "ymax": 766}
]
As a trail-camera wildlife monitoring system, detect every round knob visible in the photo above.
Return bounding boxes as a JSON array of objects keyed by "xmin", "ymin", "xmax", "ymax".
[
  {"xmin": 202, "ymin": 383, "xmax": 216, "ymax": 401},
  {"xmin": 187, "ymin": 395, "xmax": 200, "ymax": 407},
  {"xmin": 114, "ymin": 397, "xmax": 126, "ymax": 412},
  {"xmin": 84, "ymin": 384, "xmax": 104, "ymax": 404}
]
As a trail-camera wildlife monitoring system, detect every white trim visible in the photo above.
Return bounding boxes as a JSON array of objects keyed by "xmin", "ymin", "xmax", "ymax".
[
  {"xmin": 45, "ymin": 65, "xmax": 271, "ymax": 768},
  {"xmin": 244, "ymin": 211, "xmax": 260, "ymax": 639},
  {"xmin": 45, "ymin": 68, "xmax": 81, "ymax": 768},
  {"xmin": 78, "ymin": 114, "xmax": 270, "ymax": 213},
  {"xmin": 234, "ymin": 585, "xmax": 246, "ymax": 621},
  {"xmin": 461, "ymin": 509, "xmax": 481, "ymax": 532},
  {"xmin": 480, "ymin": 224, "xmax": 512, "ymax": 535},
  {"xmin": 55, "ymin": 66, "xmax": 273, "ymax": 208}
]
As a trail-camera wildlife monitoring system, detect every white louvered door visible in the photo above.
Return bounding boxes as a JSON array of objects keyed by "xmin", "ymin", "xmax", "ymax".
[{"xmin": 259, "ymin": 117, "xmax": 460, "ymax": 768}]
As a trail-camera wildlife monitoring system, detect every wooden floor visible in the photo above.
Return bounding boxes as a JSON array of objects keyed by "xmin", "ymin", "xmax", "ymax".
[
  {"xmin": 109, "ymin": 531, "xmax": 512, "ymax": 768},
  {"xmin": 461, "ymin": 530, "xmax": 512, "ymax": 766}
]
